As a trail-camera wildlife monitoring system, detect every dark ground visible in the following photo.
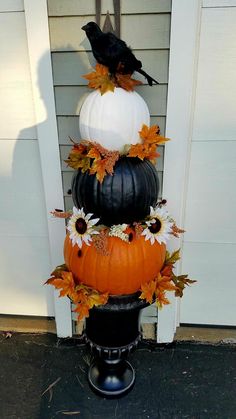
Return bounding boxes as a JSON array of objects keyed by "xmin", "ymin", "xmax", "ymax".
[{"xmin": 0, "ymin": 333, "xmax": 235, "ymax": 419}]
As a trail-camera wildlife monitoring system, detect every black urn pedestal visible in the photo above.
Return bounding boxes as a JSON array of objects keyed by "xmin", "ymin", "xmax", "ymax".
[{"xmin": 84, "ymin": 293, "xmax": 148, "ymax": 398}]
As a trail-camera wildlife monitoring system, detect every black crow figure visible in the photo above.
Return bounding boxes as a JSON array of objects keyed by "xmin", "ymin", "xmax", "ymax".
[{"xmin": 82, "ymin": 21, "xmax": 159, "ymax": 86}]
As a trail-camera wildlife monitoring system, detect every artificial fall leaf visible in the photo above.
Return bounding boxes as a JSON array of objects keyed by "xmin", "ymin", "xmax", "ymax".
[
  {"xmin": 83, "ymin": 64, "xmax": 115, "ymax": 95},
  {"xmin": 50, "ymin": 210, "xmax": 72, "ymax": 219},
  {"xmin": 87, "ymin": 147, "xmax": 101, "ymax": 161},
  {"xmin": 139, "ymin": 124, "xmax": 170, "ymax": 145},
  {"xmin": 165, "ymin": 249, "xmax": 181, "ymax": 266},
  {"xmin": 127, "ymin": 143, "xmax": 160, "ymax": 161},
  {"xmin": 50, "ymin": 264, "xmax": 69, "ymax": 278},
  {"xmin": 139, "ymin": 280, "xmax": 156, "ymax": 304},
  {"xmin": 73, "ymin": 288, "xmax": 108, "ymax": 320},
  {"xmin": 155, "ymin": 291, "xmax": 170, "ymax": 309},
  {"xmin": 65, "ymin": 152, "xmax": 91, "ymax": 172},
  {"xmin": 90, "ymin": 159, "xmax": 108, "ymax": 182},
  {"xmin": 155, "ymin": 273, "xmax": 177, "ymax": 293},
  {"xmin": 172, "ymin": 274, "xmax": 197, "ymax": 297},
  {"xmin": 144, "ymin": 143, "xmax": 160, "ymax": 162},
  {"xmin": 160, "ymin": 264, "xmax": 173, "ymax": 278},
  {"xmin": 127, "ymin": 143, "xmax": 149, "ymax": 160},
  {"xmin": 171, "ymin": 224, "xmax": 185, "ymax": 238},
  {"xmin": 115, "ymin": 73, "xmax": 143, "ymax": 91},
  {"xmin": 46, "ymin": 271, "xmax": 75, "ymax": 299},
  {"xmin": 73, "ymin": 303, "xmax": 90, "ymax": 320}
]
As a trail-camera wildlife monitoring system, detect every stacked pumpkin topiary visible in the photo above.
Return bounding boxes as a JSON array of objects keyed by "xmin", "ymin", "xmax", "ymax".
[{"xmin": 47, "ymin": 65, "xmax": 194, "ymax": 319}]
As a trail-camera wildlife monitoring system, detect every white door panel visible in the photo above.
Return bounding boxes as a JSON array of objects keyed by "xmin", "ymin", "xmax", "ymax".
[
  {"xmin": 180, "ymin": 5, "xmax": 236, "ymax": 325},
  {"xmin": 181, "ymin": 242, "xmax": 236, "ymax": 325}
]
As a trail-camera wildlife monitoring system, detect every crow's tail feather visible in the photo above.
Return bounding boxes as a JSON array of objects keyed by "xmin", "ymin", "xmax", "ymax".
[{"xmin": 137, "ymin": 69, "xmax": 159, "ymax": 86}]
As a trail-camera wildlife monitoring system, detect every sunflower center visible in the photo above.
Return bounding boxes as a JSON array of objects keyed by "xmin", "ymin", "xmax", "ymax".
[
  {"xmin": 149, "ymin": 218, "xmax": 162, "ymax": 234},
  {"xmin": 75, "ymin": 218, "xmax": 87, "ymax": 235}
]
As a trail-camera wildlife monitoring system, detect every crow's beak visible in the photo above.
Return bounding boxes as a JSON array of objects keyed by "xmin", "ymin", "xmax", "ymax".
[{"xmin": 81, "ymin": 24, "xmax": 87, "ymax": 31}]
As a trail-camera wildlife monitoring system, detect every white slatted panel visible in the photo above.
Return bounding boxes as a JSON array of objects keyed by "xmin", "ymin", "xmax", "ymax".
[
  {"xmin": 0, "ymin": 0, "xmax": 23, "ymax": 12},
  {"xmin": 0, "ymin": 12, "xmax": 36, "ymax": 139},
  {"xmin": 0, "ymin": 8, "xmax": 54, "ymax": 317},
  {"xmin": 180, "ymin": 6, "xmax": 236, "ymax": 325}
]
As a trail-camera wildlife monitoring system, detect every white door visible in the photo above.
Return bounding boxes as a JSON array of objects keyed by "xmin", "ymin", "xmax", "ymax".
[{"xmin": 180, "ymin": 2, "xmax": 236, "ymax": 325}]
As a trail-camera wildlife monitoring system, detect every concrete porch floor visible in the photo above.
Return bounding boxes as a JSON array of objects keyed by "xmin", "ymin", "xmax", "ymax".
[
  {"xmin": 0, "ymin": 332, "xmax": 235, "ymax": 419},
  {"xmin": 1, "ymin": 314, "xmax": 236, "ymax": 343}
]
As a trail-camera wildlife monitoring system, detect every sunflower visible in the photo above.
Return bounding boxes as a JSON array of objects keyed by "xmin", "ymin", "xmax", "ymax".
[
  {"xmin": 67, "ymin": 207, "xmax": 100, "ymax": 248},
  {"xmin": 142, "ymin": 206, "xmax": 173, "ymax": 245}
]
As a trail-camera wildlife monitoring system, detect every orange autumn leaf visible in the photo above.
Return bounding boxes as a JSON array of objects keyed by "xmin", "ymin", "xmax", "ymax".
[
  {"xmin": 90, "ymin": 159, "xmax": 108, "ymax": 182},
  {"xmin": 144, "ymin": 143, "xmax": 160, "ymax": 161},
  {"xmin": 87, "ymin": 147, "xmax": 101, "ymax": 161},
  {"xmin": 155, "ymin": 291, "xmax": 170, "ymax": 309},
  {"xmin": 140, "ymin": 280, "xmax": 156, "ymax": 304},
  {"xmin": 127, "ymin": 143, "xmax": 148, "ymax": 160},
  {"xmin": 115, "ymin": 73, "xmax": 143, "ymax": 91},
  {"xmin": 155, "ymin": 273, "xmax": 177, "ymax": 293},
  {"xmin": 73, "ymin": 303, "xmax": 90, "ymax": 321},
  {"xmin": 139, "ymin": 124, "xmax": 170, "ymax": 145},
  {"xmin": 73, "ymin": 289, "xmax": 108, "ymax": 320},
  {"xmin": 128, "ymin": 143, "xmax": 160, "ymax": 161},
  {"xmin": 46, "ymin": 271, "xmax": 75, "ymax": 299},
  {"xmin": 83, "ymin": 64, "xmax": 115, "ymax": 95}
]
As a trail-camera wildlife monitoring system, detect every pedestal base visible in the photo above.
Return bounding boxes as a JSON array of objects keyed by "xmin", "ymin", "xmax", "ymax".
[
  {"xmin": 85, "ymin": 293, "xmax": 148, "ymax": 398},
  {"xmin": 88, "ymin": 359, "xmax": 135, "ymax": 397}
]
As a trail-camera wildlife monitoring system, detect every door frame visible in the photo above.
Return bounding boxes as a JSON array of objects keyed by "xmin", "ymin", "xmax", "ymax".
[
  {"xmin": 157, "ymin": 0, "xmax": 202, "ymax": 342},
  {"xmin": 24, "ymin": 0, "xmax": 72, "ymax": 337}
]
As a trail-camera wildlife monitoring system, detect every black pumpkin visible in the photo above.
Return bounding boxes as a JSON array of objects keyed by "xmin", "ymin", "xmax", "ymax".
[{"xmin": 72, "ymin": 157, "xmax": 159, "ymax": 226}]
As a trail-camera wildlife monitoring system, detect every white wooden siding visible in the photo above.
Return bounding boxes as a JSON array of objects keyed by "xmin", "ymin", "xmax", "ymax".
[
  {"xmin": 0, "ymin": 7, "xmax": 52, "ymax": 316},
  {"xmin": 48, "ymin": 0, "xmax": 171, "ymax": 16}
]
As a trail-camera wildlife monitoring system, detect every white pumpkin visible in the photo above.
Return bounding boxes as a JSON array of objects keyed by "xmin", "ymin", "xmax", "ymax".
[{"xmin": 79, "ymin": 88, "xmax": 150, "ymax": 152}]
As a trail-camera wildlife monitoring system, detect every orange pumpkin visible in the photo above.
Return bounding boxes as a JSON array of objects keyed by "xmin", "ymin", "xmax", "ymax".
[{"xmin": 64, "ymin": 233, "xmax": 166, "ymax": 295}]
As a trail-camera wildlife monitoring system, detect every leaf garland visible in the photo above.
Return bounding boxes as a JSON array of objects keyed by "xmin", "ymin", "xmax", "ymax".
[
  {"xmin": 65, "ymin": 140, "xmax": 119, "ymax": 183},
  {"xmin": 65, "ymin": 123, "xmax": 169, "ymax": 182},
  {"xmin": 139, "ymin": 249, "xmax": 196, "ymax": 307},
  {"xmin": 45, "ymin": 266, "xmax": 109, "ymax": 321},
  {"xmin": 82, "ymin": 63, "xmax": 142, "ymax": 94}
]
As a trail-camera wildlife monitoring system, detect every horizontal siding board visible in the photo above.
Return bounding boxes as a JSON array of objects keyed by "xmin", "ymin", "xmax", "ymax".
[
  {"xmin": 52, "ymin": 50, "xmax": 169, "ymax": 85},
  {"xmin": 57, "ymin": 116, "xmax": 166, "ymax": 145},
  {"xmin": 48, "ymin": 0, "xmax": 171, "ymax": 16},
  {"xmin": 55, "ymin": 85, "xmax": 167, "ymax": 116},
  {"xmin": 49, "ymin": 14, "xmax": 170, "ymax": 51},
  {"xmin": 0, "ymin": 0, "xmax": 23, "ymax": 12}
]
